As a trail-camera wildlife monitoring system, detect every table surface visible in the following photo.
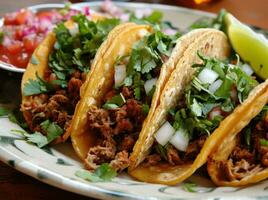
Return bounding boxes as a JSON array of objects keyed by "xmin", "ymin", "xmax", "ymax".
[{"xmin": 0, "ymin": 0, "xmax": 267, "ymax": 200}]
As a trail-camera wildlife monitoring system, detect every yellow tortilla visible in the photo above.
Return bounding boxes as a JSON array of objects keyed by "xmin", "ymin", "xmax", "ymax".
[
  {"xmin": 70, "ymin": 28, "xmax": 215, "ymax": 162},
  {"xmin": 128, "ymin": 29, "xmax": 230, "ymax": 185},
  {"xmin": 207, "ymin": 79, "xmax": 268, "ymax": 186},
  {"xmin": 70, "ymin": 24, "xmax": 153, "ymax": 160},
  {"xmin": 21, "ymin": 18, "xmax": 131, "ymax": 144}
]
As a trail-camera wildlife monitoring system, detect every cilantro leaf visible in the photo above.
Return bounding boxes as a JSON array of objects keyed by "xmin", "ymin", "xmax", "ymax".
[
  {"xmin": 141, "ymin": 104, "xmax": 150, "ymax": 115},
  {"xmin": 24, "ymin": 132, "xmax": 48, "ymax": 148},
  {"xmin": 75, "ymin": 163, "xmax": 117, "ymax": 182},
  {"xmin": 183, "ymin": 182, "xmax": 198, "ymax": 193},
  {"xmin": 49, "ymin": 15, "xmax": 119, "ymax": 84},
  {"xmin": 22, "ymin": 120, "xmax": 63, "ymax": 148},
  {"xmin": 23, "ymin": 74, "xmax": 54, "ymax": 96},
  {"xmin": 103, "ymin": 93, "xmax": 126, "ymax": 109},
  {"xmin": 0, "ymin": 106, "xmax": 12, "ymax": 116},
  {"xmin": 189, "ymin": 9, "xmax": 227, "ymax": 31}
]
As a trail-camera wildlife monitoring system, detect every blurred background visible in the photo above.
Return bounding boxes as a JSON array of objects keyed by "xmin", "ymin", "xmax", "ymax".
[{"xmin": 0, "ymin": 0, "xmax": 267, "ymax": 29}]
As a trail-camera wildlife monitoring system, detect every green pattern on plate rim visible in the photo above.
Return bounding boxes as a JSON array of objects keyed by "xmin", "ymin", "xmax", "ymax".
[{"xmin": 1, "ymin": 2, "xmax": 268, "ymax": 200}]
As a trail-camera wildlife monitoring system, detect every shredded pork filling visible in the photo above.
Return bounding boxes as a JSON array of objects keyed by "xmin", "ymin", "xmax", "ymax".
[
  {"xmin": 220, "ymin": 112, "xmax": 268, "ymax": 181},
  {"xmin": 21, "ymin": 69, "xmax": 86, "ymax": 134},
  {"xmin": 85, "ymin": 87, "xmax": 146, "ymax": 171}
]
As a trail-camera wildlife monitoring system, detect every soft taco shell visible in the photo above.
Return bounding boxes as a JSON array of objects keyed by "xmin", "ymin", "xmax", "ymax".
[
  {"xmin": 21, "ymin": 18, "xmax": 132, "ymax": 144},
  {"xmin": 207, "ymin": 79, "xmax": 268, "ymax": 186},
  {"xmin": 70, "ymin": 27, "xmax": 214, "ymax": 162},
  {"xmin": 70, "ymin": 23, "xmax": 153, "ymax": 160},
  {"xmin": 128, "ymin": 29, "xmax": 230, "ymax": 185}
]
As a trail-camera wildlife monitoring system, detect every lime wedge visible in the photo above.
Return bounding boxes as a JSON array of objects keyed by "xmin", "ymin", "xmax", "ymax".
[{"xmin": 224, "ymin": 13, "xmax": 268, "ymax": 79}]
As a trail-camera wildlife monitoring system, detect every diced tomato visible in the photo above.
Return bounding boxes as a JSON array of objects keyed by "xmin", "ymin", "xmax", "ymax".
[
  {"xmin": 14, "ymin": 28, "xmax": 23, "ymax": 40},
  {"xmin": 23, "ymin": 37, "xmax": 39, "ymax": 53},
  {"xmin": 36, "ymin": 11, "xmax": 54, "ymax": 20},
  {"xmin": 6, "ymin": 41, "xmax": 22, "ymax": 54},
  {"xmin": 14, "ymin": 9, "xmax": 32, "ymax": 25},
  {"xmin": 13, "ymin": 53, "xmax": 30, "ymax": 68}
]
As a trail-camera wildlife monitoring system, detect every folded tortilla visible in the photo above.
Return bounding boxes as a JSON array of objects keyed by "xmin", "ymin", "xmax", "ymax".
[
  {"xmin": 128, "ymin": 29, "xmax": 231, "ymax": 185},
  {"xmin": 207, "ymin": 79, "xmax": 268, "ymax": 186},
  {"xmin": 21, "ymin": 17, "xmax": 131, "ymax": 144},
  {"xmin": 70, "ymin": 25, "xmax": 215, "ymax": 171}
]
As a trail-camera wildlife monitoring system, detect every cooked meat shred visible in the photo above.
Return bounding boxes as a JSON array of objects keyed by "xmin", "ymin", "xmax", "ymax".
[
  {"xmin": 21, "ymin": 69, "xmax": 85, "ymax": 134},
  {"xmin": 85, "ymin": 87, "xmax": 147, "ymax": 171}
]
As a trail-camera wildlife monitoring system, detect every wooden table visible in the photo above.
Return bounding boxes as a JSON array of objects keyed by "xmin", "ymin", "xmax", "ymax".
[{"xmin": 0, "ymin": 0, "xmax": 267, "ymax": 200}]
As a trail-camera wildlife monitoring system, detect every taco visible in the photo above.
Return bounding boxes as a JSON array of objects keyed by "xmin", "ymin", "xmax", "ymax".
[
  {"xmin": 207, "ymin": 80, "xmax": 268, "ymax": 186},
  {"xmin": 70, "ymin": 24, "xmax": 215, "ymax": 171},
  {"xmin": 20, "ymin": 14, "xmax": 121, "ymax": 145},
  {"xmin": 128, "ymin": 29, "xmax": 260, "ymax": 185}
]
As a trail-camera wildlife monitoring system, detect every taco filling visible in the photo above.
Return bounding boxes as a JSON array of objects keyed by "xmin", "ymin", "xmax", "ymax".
[
  {"xmin": 21, "ymin": 15, "xmax": 119, "ymax": 141},
  {"xmin": 144, "ymin": 53, "xmax": 258, "ymax": 167},
  {"xmin": 218, "ymin": 106, "xmax": 268, "ymax": 181},
  {"xmin": 84, "ymin": 30, "xmax": 179, "ymax": 171}
]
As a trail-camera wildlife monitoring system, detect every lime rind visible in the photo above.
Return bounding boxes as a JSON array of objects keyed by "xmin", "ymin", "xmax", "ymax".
[{"xmin": 224, "ymin": 13, "xmax": 268, "ymax": 79}]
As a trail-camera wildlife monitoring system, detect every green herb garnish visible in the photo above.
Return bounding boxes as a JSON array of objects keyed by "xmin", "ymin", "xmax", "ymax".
[
  {"xmin": 23, "ymin": 73, "xmax": 54, "ymax": 96},
  {"xmin": 75, "ymin": 163, "xmax": 117, "ymax": 182},
  {"xmin": 21, "ymin": 120, "xmax": 63, "ymax": 148},
  {"xmin": 103, "ymin": 93, "xmax": 126, "ymax": 109}
]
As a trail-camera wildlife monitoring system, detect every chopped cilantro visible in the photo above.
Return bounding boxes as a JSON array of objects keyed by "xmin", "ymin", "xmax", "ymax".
[
  {"xmin": 260, "ymin": 138, "xmax": 268, "ymax": 147},
  {"xmin": 24, "ymin": 132, "xmax": 48, "ymax": 148},
  {"xmin": 141, "ymin": 104, "xmax": 150, "ymax": 115},
  {"xmin": 48, "ymin": 15, "xmax": 119, "ymax": 86},
  {"xmin": 22, "ymin": 120, "xmax": 63, "ymax": 147},
  {"xmin": 0, "ymin": 106, "xmax": 12, "ymax": 116},
  {"xmin": 75, "ymin": 163, "xmax": 117, "ymax": 182},
  {"xmin": 103, "ymin": 93, "xmax": 126, "ymax": 109},
  {"xmin": 167, "ymin": 52, "xmax": 257, "ymax": 138},
  {"xmin": 23, "ymin": 74, "xmax": 54, "ymax": 96},
  {"xmin": 183, "ymin": 182, "xmax": 198, "ymax": 193},
  {"xmin": 189, "ymin": 9, "xmax": 227, "ymax": 31},
  {"xmin": 123, "ymin": 30, "xmax": 179, "ymax": 102}
]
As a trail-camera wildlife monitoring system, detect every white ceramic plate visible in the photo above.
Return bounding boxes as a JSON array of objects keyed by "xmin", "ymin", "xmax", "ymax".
[{"xmin": 1, "ymin": 2, "xmax": 268, "ymax": 200}]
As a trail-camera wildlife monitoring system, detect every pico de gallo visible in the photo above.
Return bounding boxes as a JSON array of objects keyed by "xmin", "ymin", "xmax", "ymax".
[{"xmin": 0, "ymin": 5, "xmax": 90, "ymax": 68}]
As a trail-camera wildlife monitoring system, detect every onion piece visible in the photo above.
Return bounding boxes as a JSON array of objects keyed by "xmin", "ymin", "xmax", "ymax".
[
  {"xmin": 69, "ymin": 23, "xmax": 79, "ymax": 36},
  {"xmin": 198, "ymin": 68, "xmax": 219, "ymax": 84},
  {"xmin": 208, "ymin": 79, "xmax": 223, "ymax": 94},
  {"xmin": 155, "ymin": 121, "xmax": 175, "ymax": 146},
  {"xmin": 144, "ymin": 78, "xmax": 157, "ymax": 94},
  {"xmin": 241, "ymin": 63, "xmax": 254, "ymax": 76},
  {"xmin": 169, "ymin": 128, "xmax": 189, "ymax": 152},
  {"xmin": 114, "ymin": 64, "xmax": 126, "ymax": 87}
]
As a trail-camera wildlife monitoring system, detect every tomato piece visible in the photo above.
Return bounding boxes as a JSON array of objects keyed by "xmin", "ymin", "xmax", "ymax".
[
  {"xmin": 14, "ymin": 28, "xmax": 23, "ymax": 40},
  {"xmin": 36, "ymin": 11, "xmax": 54, "ymax": 20},
  {"xmin": 3, "ymin": 14, "xmax": 16, "ymax": 25},
  {"xmin": 6, "ymin": 41, "xmax": 22, "ymax": 54},
  {"xmin": 14, "ymin": 53, "xmax": 30, "ymax": 68},
  {"xmin": 23, "ymin": 37, "xmax": 39, "ymax": 53},
  {"xmin": 14, "ymin": 9, "xmax": 32, "ymax": 25}
]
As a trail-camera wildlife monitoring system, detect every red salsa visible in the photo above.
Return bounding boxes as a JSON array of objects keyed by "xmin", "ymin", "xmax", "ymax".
[{"xmin": 0, "ymin": 7, "xmax": 88, "ymax": 68}]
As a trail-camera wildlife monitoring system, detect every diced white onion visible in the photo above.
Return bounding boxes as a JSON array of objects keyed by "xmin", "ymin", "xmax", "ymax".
[
  {"xmin": 241, "ymin": 63, "xmax": 254, "ymax": 76},
  {"xmin": 114, "ymin": 65, "xmax": 126, "ymax": 87},
  {"xmin": 69, "ymin": 23, "xmax": 79, "ymax": 36},
  {"xmin": 144, "ymin": 78, "xmax": 157, "ymax": 94},
  {"xmin": 169, "ymin": 128, "xmax": 189, "ymax": 152},
  {"xmin": 208, "ymin": 79, "xmax": 223, "ymax": 94},
  {"xmin": 155, "ymin": 121, "xmax": 175, "ymax": 146},
  {"xmin": 198, "ymin": 68, "xmax": 219, "ymax": 84}
]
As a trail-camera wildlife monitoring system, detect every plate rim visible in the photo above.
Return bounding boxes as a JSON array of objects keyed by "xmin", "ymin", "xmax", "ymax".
[{"xmin": 0, "ymin": 2, "xmax": 264, "ymax": 200}]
